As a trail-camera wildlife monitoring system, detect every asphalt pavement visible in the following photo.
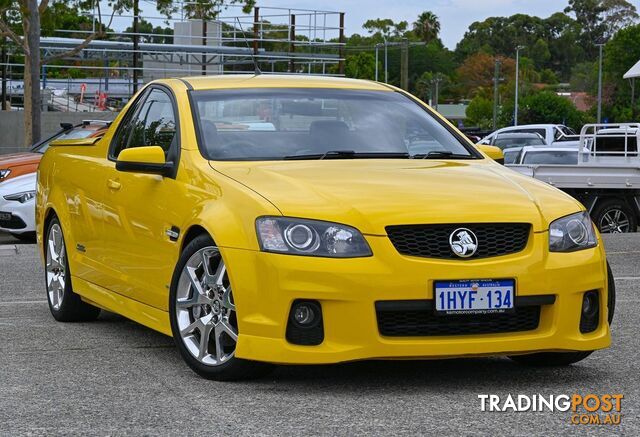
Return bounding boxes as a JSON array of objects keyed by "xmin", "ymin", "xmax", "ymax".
[{"xmin": 0, "ymin": 232, "xmax": 638, "ymax": 435}]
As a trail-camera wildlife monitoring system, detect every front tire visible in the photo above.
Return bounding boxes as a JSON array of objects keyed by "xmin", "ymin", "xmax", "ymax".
[
  {"xmin": 169, "ymin": 234, "xmax": 273, "ymax": 381},
  {"xmin": 45, "ymin": 217, "xmax": 100, "ymax": 322},
  {"xmin": 508, "ymin": 262, "xmax": 615, "ymax": 367}
]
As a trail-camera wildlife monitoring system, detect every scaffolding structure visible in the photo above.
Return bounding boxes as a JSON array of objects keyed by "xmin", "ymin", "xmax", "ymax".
[{"xmin": 0, "ymin": 2, "xmax": 346, "ymax": 110}]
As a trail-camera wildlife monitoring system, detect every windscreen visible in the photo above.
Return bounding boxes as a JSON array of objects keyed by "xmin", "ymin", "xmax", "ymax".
[
  {"xmin": 35, "ymin": 128, "xmax": 99, "ymax": 154},
  {"xmin": 522, "ymin": 150, "xmax": 578, "ymax": 165},
  {"xmin": 494, "ymin": 136, "xmax": 545, "ymax": 149},
  {"xmin": 503, "ymin": 149, "xmax": 522, "ymax": 164},
  {"xmin": 191, "ymin": 88, "xmax": 477, "ymax": 160}
]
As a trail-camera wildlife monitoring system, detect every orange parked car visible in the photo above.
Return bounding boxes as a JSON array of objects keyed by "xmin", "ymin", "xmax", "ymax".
[{"xmin": 0, "ymin": 121, "xmax": 110, "ymax": 183}]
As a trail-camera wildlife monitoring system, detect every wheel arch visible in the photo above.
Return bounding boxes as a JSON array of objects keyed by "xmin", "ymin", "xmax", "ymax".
[{"xmin": 180, "ymin": 224, "xmax": 214, "ymax": 253}]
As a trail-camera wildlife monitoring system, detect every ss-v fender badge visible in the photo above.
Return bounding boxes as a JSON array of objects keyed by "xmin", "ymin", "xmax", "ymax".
[
  {"xmin": 76, "ymin": 244, "xmax": 86, "ymax": 253},
  {"xmin": 166, "ymin": 226, "xmax": 180, "ymax": 242}
]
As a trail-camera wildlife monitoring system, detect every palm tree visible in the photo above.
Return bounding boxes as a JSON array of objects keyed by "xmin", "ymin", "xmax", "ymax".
[{"xmin": 413, "ymin": 11, "xmax": 441, "ymax": 44}]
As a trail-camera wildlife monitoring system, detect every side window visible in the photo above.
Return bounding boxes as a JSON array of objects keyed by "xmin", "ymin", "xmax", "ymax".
[
  {"xmin": 127, "ymin": 89, "xmax": 177, "ymax": 155},
  {"xmin": 111, "ymin": 88, "xmax": 177, "ymax": 159},
  {"xmin": 110, "ymin": 92, "xmax": 149, "ymax": 160}
]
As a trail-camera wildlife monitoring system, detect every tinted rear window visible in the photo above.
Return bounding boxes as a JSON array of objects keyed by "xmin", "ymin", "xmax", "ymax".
[{"xmin": 522, "ymin": 150, "xmax": 578, "ymax": 165}]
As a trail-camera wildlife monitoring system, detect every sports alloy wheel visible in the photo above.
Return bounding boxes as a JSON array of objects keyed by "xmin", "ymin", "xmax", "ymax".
[
  {"xmin": 175, "ymin": 246, "xmax": 238, "ymax": 366},
  {"xmin": 45, "ymin": 216, "xmax": 100, "ymax": 322},
  {"xmin": 169, "ymin": 234, "xmax": 273, "ymax": 380},
  {"xmin": 46, "ymin": 223, "xmax": 67, "ymax": 311}
]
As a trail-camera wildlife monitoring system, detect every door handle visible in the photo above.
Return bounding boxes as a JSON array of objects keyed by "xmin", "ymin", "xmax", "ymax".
[{"xmin": 107, "ymin": 178, "xmax": 121, "ymax": 191}]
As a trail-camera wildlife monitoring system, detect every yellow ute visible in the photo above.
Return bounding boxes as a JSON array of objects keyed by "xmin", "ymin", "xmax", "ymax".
[{"xmin": 36, "ymin": 75, "xmax": 613, "ymax": 380}]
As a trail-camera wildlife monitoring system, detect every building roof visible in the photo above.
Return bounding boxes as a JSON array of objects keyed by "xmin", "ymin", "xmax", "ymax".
[
  {"xmin": 435, "ymin": 104, "xmax": 467, "ymax": 120},
  {"xmin": 624, "ymin": 59, "xmax": 640, "ymax": 79}
]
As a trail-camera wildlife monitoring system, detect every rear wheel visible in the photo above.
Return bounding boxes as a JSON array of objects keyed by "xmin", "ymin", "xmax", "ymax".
[
  {"xmin": 592, "ymin": 199, "xmax": 637, "ymax": 233},
  {"xmin": 169, "ymin": 234, "xmax": 273, "ymax": 380},
  {"xmin": 508, "ymin": 262, "xmax": 615, "ymax": 367},
  {"xmin": 45, "ymin": 217, "xmax": 100, "ymax": 322}
]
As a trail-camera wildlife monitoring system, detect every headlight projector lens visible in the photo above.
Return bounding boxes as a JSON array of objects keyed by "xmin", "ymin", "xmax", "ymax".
[{"xmin": 284, "ymin": 224, "xmax": 318, "ymax": 251}]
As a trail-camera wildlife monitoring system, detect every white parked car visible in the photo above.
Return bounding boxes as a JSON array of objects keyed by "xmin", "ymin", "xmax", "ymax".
[
  {"xmin": 480, "ymin": 124, "xmax": 580, "ymax": 147},
  {"xmin": 0, "ymin": 172, "xmax": 36, "ymax": 239},
  {"xmin": 505, "ymin": 146, "xmax": 588, "ymax": 165}
]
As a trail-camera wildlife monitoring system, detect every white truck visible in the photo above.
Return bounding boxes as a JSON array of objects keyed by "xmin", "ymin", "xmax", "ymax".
[
  {"xmin": 506, "ymin": 123, "xmax": 640, "ymax": 233},
  {"xmin": 480, "ymin": 124, "xmax": 581, "ymax": 147}
]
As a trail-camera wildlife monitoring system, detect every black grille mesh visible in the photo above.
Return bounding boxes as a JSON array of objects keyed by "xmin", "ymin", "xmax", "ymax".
[
  {"xmin": 386, "ymin": 223, "xmax": 531, "ymax": 259},
  {"xmin": 0, "ymin": 212, "xmax": 27, "ymax": 230},
  {"xmin": 376, "ymin": 302, "xmax": 540, "ymax": 336}
]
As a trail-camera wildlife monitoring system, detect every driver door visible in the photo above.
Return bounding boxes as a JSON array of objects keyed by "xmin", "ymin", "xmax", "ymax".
[{"xmin": 99, "ymin": 86, "xmax": 184, "ymax": 311}]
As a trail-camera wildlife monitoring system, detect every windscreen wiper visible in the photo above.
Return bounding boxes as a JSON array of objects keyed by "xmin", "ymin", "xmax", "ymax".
[
  {"xmin": 284, "ymin": 151, "xmax": 411, "ymax": 160},
  {"xmin": 412, "ymin": 151, "xmax": 474, "ymax": 159}
]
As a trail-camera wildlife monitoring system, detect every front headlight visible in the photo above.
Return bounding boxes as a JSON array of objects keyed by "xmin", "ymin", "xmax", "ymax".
[
  {"xmin": 256, "ymin": 217, "xmax": 372, "ymax": 258},
  {"xmin": 3, "ymin": 190, "xmax": 36, "ymax": 203},
  {"xmin": 549, "ymin": 211, "xmax": 597, "ymax": 252},
  {"xmin": 0, "ymin": 169, "xmax": 10, "ymax": 180}
]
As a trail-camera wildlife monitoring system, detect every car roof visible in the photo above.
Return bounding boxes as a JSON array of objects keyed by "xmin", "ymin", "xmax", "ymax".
[
  {"xmin": 597, "ymin": 128, "xmax": 638, "ymax": 134},
  {"xmin": 171, "ymin": 74, "xmax": 392, "ymax": 91},
  {"xmin": 500, "ymin": 124, "xmax": 558, "ymax": 129},
  {"xmin": 495, "ymin": 133, "xmax": 543, "ymax": 138},
  {"xmin": 519, "ymin": 146, "xmax": 580, "ymax": 153}
]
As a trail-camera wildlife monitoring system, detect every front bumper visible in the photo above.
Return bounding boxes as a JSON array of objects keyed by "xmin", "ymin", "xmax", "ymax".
[
  {"xmin": 0, "ymin": 198, "xmax": 35, "ymax": 234},
  {"xmin": 225, "ymin": 231, "xmax": 611, "ymax": 365}
]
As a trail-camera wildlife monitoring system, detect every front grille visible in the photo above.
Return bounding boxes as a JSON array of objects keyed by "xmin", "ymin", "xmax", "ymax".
[
  {"xmin": 0, "ymin": 212, "xmax": 26, "ymax": 230},
  {"xmin": 386, "ymin": 223, "xmax": 530, "ymax": 259},
  {"xmin": 376, "ymin": 300, "xmax": 541, "ymax": 337}
]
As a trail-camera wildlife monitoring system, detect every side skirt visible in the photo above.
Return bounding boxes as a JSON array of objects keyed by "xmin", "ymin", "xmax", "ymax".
[{"xmin": 72, "ymin": 276, "xmax": 172, "ymax": 337}]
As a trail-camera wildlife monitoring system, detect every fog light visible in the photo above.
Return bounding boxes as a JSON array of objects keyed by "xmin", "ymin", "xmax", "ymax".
[
  {"xmin": 580, "ymin": 291, "xmax": 599, "ymax": 334},
  {"xmin": 294, "ymin": 304, "xmax": 316, "ymax": 326},
  {"xmin": 286, "ymin": 300, "xmax": 324, "ymax": 345},
  {"xmin": 582, "ymin": 292, "xmax": 598, "ymax": 317}
]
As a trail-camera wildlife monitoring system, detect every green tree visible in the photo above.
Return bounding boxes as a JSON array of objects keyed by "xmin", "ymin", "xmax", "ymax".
[
  {"xmin": 565, "ymin": 0, "xmax": 638, "ymax": 56},
  {"xmin": 345, "ymin": 52, "xmax": 377, "ymax": 80},
  {"xmin": 602, "ymin": 0, "xmax": 639, "ymax": 39},
  {"xmin": 466, "ymin": 96, "xmax": 494, "ymax": 129},
  {"xmin": 529, "ymin": 39, "xmax": 551, "ymax": 67},
  {"xmin": 519, "ymin": 91, "xmax": 586, "ymax": 128},
  {"xmin": 570, "ymin": 61, "xmax": 598, "ymax": 91},
  {"xmin": 603, "ymin": 24, "xmax": 640, "ymax": 117},
  {"xmin": 412, "ymin": 11, "xmax": 440, "ymax": 44},
  {"xmin": 124, "ymin": 19, "xmax": 173, "ymax": 44},
  {"xmin": 363, "ymin": 18, "xmax": 407, "ymax": 40}
]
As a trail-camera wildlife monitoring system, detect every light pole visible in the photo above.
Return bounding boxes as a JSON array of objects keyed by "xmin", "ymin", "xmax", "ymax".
[
  {"xmin": 375, "ymin": 44, "xmax": 379, "ymax": 81},
  {"xmin": 383, "ymin": 36, "xmax": 388, "ymax": 83},
  {"xmin": 431, "ymin": 74, "xmax": 442, "ymax": 111},
  {"xmin": 596, "ymin": 43, "xmax": 604, "ymax": 123},
  {"xmin": 514, "ymin": 45, "xmax": 524, "ymax": 126}
]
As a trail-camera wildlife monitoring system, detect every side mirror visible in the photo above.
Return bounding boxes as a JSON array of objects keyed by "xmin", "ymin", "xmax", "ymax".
[
  {"xmin": 115, "ymin": 145, "xmax": 174, "ymax": 176},
  {"xmin": 476, "ymin": 144, "xmax": 504, "ymax": 164},
  {"xmin": 50, "ymin": 137, "xmax": 101, "ymax": 147}
]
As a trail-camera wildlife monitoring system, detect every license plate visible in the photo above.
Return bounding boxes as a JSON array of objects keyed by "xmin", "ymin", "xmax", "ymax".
[
  {"xmin": 0, "ymin": 212, "xmax": 11, "ymax": 221},
  {"xmin": 434, "ymin": 279, "xmax": 514, "ymax": 314}
]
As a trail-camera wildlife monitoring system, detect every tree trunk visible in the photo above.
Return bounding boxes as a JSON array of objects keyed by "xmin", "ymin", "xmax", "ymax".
[{"xmin": 23, "ymin": 0, "xmax": 41, "ymax": 147}]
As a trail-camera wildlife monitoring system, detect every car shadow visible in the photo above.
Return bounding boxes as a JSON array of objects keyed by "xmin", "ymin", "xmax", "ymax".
[
  {"xmin": 91, "ymin": 309, "xmax": 609, "ymax": 391},
  {"xmin": 264, "ymin": 356, "xmax": 606, "ymax": 390}
]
